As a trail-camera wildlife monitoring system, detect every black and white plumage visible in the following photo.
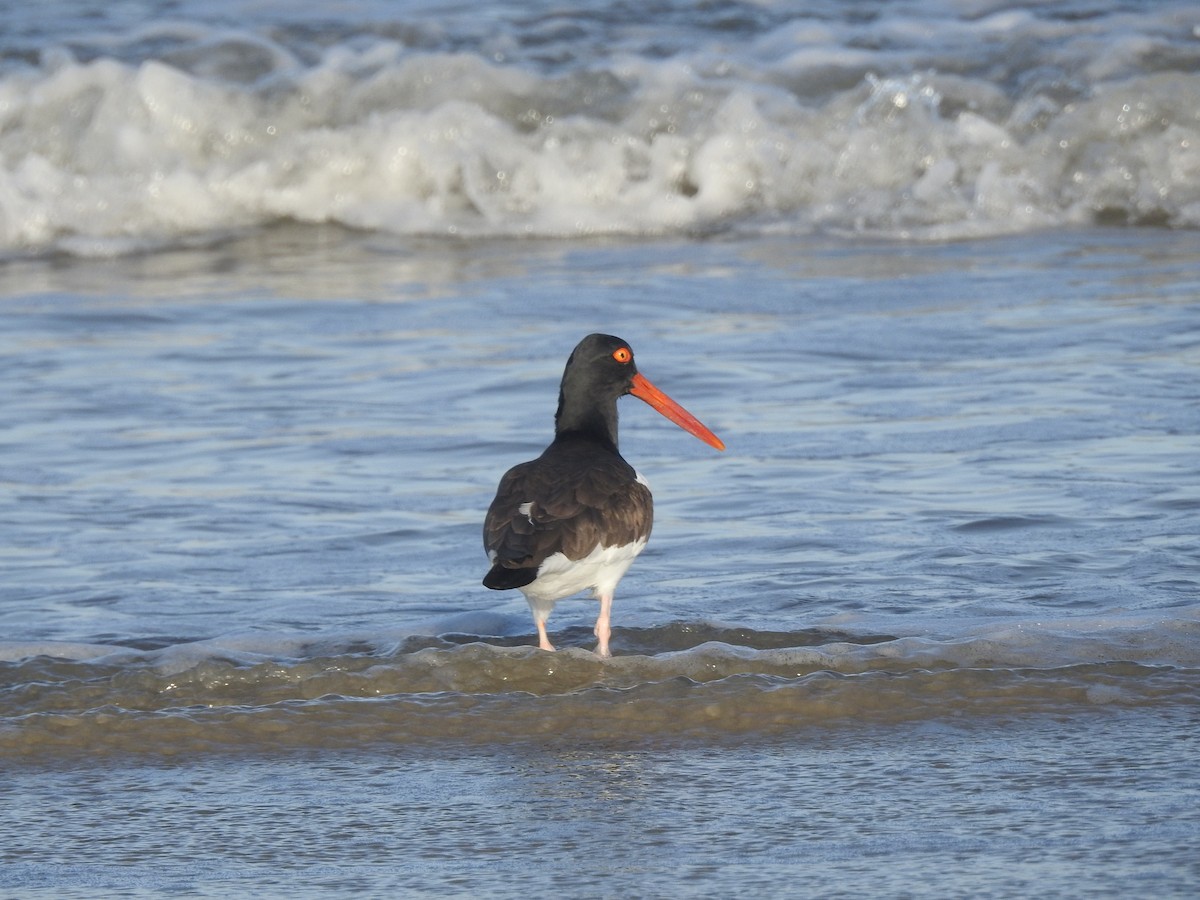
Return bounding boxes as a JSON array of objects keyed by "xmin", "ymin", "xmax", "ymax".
[{"xmin": 483, "ymin": 333, "xmax": 724, "ymax": 657}]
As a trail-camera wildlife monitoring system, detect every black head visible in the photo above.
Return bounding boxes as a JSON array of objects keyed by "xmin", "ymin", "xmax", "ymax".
[
  {"xmin": 553, "ymin": 333, "xmax": 638, "ymax": 448},
  {"xmin": 562, "ymin": 333, "xmax": 639, "ymax": 396},
  {"xmin": 551, "ymin": 333, "xmax": 726, "ymax": 454}
]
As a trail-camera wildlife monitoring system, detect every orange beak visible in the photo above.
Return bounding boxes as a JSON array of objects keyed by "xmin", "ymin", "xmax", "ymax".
[{"xmin": 629, "ymin": 372, "xmax": 725, "ymax": 451}]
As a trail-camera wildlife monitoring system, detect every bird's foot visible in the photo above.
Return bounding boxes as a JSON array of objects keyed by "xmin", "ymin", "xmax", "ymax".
[{"xmin": 593, "ymin": 625, "xmax": 612, "ymax": 659}]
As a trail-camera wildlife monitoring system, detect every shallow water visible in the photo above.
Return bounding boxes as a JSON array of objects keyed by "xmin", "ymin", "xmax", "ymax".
[
  {"xmin": 4, "ymin": 709, "xmax": 1197, "ymax": 898},
  {"xmin": 3, "ymin": 228, "xmax": 1198, "ymax": 646},
  {"xmin": 3, "ymin": 227, "xmax": 1199, "ymax": 896}
]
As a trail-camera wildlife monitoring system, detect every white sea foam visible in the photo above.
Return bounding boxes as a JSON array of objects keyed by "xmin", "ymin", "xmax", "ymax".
[{"xmin": 1, "ymin": 2, "xmax": 1198, "ymax": 255}]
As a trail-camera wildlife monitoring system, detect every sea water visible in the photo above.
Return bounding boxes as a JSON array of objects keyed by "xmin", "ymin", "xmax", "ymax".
[{"xmin": 2, "ymin": 2, "xmax": 1199, "ymax": 897}]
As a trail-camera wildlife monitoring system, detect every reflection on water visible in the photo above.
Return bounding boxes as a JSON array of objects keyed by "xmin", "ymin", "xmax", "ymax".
[{"xmin": 3, "ymin": 708, "xmax": 1197, "ymax": 897}]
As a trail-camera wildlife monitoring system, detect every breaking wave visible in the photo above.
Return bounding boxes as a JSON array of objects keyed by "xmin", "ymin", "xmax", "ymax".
[
  {"xmin": 3, "ymin": 613, "xmax": 1197, "ymax": 759},
  {"xmin": 2, "ymin": 1, "xmax": 1199, "ymax": 255}
]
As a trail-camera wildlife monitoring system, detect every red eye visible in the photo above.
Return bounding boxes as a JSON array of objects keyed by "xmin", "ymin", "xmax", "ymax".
[{"xmin": 612, "ymin": 347, "xmax": 632, "ymax": 364}]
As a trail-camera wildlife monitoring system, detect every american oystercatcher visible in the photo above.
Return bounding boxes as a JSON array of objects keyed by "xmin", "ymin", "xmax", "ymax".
[{"xmin": 483, "ymin": 333, "xmax": 724, "ymax": 657}]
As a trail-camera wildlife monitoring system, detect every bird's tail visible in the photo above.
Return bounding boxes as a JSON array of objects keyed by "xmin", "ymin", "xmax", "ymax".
[{"xmin": 482, "ymin": 563, "xmax": 538, "ymax": 591}]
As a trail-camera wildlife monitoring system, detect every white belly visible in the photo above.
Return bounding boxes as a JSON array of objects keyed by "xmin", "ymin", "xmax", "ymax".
[{"xmin": 520, "ymin": 538, "xmax": 647, "ymax": 621}]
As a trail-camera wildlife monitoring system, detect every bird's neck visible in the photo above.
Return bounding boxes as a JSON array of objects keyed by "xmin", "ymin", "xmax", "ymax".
[{"xmin": 554, "ymin": 391, "xmax": 620, "ymax": 453}]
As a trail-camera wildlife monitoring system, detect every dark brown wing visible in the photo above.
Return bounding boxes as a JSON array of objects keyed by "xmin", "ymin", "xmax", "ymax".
[{"xmin": 482, "ymin": 442, "xmax": 653, "ymax": 590}]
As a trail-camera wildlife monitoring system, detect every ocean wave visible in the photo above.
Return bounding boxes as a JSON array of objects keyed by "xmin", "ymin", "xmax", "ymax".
[
  {"xmin": 1, "ymin": 3, "xmax": 1198, "ymax": 255},
  {"xmin": 3, "ymin": 614, "xmax": 1197, "ymax": 758}
]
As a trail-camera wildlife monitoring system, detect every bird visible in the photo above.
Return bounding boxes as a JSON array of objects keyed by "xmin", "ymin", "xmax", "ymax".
[{"xmin": 482, "ymin": 333, "xmax": 724, "ymax": 657}]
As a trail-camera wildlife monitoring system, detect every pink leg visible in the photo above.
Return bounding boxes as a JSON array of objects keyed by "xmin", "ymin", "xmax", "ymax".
[
  {"xmin": 535, "ymin": 617, "xmax": 555, "ymax": 652},
  {"xmin": 594, "ymin": 594, "xmax": 613, "ymax": 659}
]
